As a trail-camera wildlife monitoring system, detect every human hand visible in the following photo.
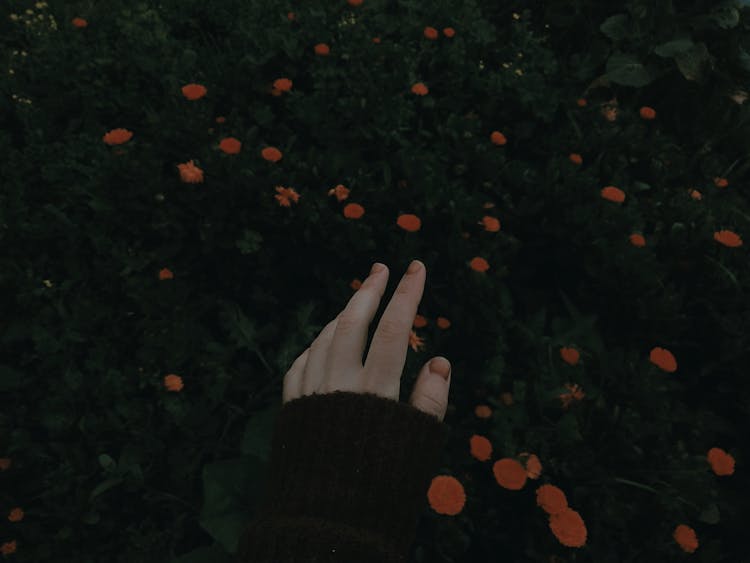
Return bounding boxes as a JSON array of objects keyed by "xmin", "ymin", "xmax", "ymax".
[{"xmin": 282, "ymin": 259, "xmax": 452, "ymax": 422}]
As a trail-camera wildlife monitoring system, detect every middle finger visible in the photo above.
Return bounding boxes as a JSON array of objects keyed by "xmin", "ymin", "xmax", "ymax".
[{"xmin": 362, "ymin": 260, "xmax": 426, "ymax": 395}]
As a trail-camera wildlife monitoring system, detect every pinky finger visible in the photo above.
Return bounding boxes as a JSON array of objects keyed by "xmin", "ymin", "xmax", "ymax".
[{"xmin": 282, "ymin": 347, "xmax": 311, "ymax": 404}]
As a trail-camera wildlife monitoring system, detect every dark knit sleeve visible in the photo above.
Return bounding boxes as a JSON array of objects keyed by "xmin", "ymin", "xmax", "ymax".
[{"xmin": 235, "ymin": 390, "xmax": 449, "ymax": 563}]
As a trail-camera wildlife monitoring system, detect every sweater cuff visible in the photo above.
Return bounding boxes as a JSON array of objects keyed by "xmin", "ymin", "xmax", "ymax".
[{"xmin": 237, "ymin": 390, "xmax": 448, "ymax": 561}]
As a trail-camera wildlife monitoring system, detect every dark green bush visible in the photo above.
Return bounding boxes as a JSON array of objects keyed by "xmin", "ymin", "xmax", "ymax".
[{"xmin": 1, "ymin": 0, "xmax": 748, "ymax": 561}]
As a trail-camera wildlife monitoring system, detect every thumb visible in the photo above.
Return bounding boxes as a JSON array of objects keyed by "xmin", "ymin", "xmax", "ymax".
[{"xmin": 408, "ymin": 356, "xmax": 451, "ymax": 422}]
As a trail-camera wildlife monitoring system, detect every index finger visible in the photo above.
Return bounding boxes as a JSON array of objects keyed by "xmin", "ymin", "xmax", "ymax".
[{"xmin": 362, "ymin": 260, "xmax": 426, "ymax": 394}]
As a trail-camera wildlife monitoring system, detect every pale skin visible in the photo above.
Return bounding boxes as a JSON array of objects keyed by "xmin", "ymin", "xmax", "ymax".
[{"xmin": 282, "ymin": 260, "xmax": 452, "ymax": 422}]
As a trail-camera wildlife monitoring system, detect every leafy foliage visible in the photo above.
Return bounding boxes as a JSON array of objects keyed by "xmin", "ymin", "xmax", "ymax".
[{"xmin": 0, "ymin": 0, "xmax": 748, "ymax": 562}]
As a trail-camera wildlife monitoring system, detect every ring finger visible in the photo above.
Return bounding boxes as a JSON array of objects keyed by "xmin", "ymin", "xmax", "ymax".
[{"xmin": 299, "ymin": 313, "xmax": 341, "ymax": 397}]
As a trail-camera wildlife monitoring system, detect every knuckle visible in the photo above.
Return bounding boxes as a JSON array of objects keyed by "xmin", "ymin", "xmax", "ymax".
[
  {"xmin": 377, "ymin": 317, "xmax": 406, "ymax": 343},
  {"xmin": 335, "ymin": 311, "xmax": 360, "ymax": 333}
]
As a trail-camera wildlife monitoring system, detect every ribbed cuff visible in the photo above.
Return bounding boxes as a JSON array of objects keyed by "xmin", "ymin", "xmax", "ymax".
[{"xmin": 237, "ymin": 390, "xmax": 448, "ymax": 562}]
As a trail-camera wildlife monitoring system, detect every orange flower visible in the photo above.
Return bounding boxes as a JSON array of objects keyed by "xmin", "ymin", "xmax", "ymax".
[
  {"xmin": 519, "ymin": 453, "xmax": 542, "ymax": 479},
  {"xmin": 397, "ymin": 214, "xmax": 422, "ymax": 232},
  {"xmin": 629, "ymin": 233, "xmax": 646, "ymax": 247},
  {"xmin": 601, "ymin": 185, "xmax": 625, "ymax": 203},
  {"xmin": 649, "ymin": 347, "xmax": 677, "ymax": 373},
  {"xmin": 219, "ymin": 137, "xmax": 242, "ymax": 154},
  {"xmin": 560, "ymin": 347, "xmax": 580, "ymax": 366},
  {"xmin": 158, "ymin": 268, "xmax": 174, "ymax": 280},
  {"xmin": 347, "ymin": 0, "xmax": 363, "ymax": 6},
  {"xmin": 490, "ymin": 131, "xmax": 507, "ymax": 145},
  {"xmin": 372, "ymin": 37, "xmax": 381, "ymax": 44},
  {"xmin": 549, "ymin": 508, "xmax": 587, "ymax": 547},
  {"xmin": 640, "ymin": 106, "xmax": 656, "ymax": 120},
  {"xmin": 493, "ymin": 458, "xmax": 527, "ymax": 490},
  {"xmin": 436, "ymin": 316, "xmax": 450, "ymax": 329},
  {"xmin": 181, "ymin": 83, "xmax": 207, "ymax": 100},
  {"xmin": 261, "ymin": 146, "xmax": 282, "ymax": 162},
  {"xmin": 443, "ymin": 27, "xmax": 455, "ymax": 37},
  {"xmin": 413, "ymin": 314, "xmax": 428, "ymax": 328},
  {"xmin": 343, "ymin": 203, "xmax": 365, "ymax": 219},
  {"xmin": 287, "ymin": 12, "xmax": 296, "ymax": 21},
  {"xmin": 601, "ymin": 106, "xmax": 618, "ymax": 121},
  {"xmin": 576, "ymin": 98, "xmax": 587, "ymax": 107},
  {"xmin": 707, "ymin": 447, "xmax": 735, "ymax": 476},
  {"xmin": 689, "ymin": 189, "xmax": 702, "ymax": 200},
  {"xmin": 164, "ymin": 373, "xmax": 183, "ymax": 392},
  {"xmin": 714, "ymin": 229, "xmax": 743, "ymax": 247},
  {"xmin": 411, "ymin": 82, "xmax": 429, "ymax": 96},
  {"xmin": 408, "ymin": 329, "xmax": 425, "ymax": 352},
  {"xmin": 424, "ymin": 26, "xmax": 439, "ymax": 39},
  {"xmin": 164, "ymin": 374, "xmax": 183, "ymax": 392},
  {"xmin": 0, "ymin": 458, "xmax": 11, "ymax": 471},
  {"xmin": 560, "ymin": 383, "xmax": 585, "ymax": 408},
  {"xmin": 1, "ymin": 541, "xmax": 17, "ymax": 556},
  {"xmin": 72, "ymin": 17, "xmax": 88, "ymax": 28},
  {"xmin": 274, "ymin": 186, "xmax": 301, "ymax": 207},
  {"xmin": 569, "ymin": 153, "xmax": 583, "ymax": 165},
  {"xmin": 500, "ymin": 392, "xmax": 513, "ymax": 406},
  {"xmin": 8, "ymin": 508, "xmax": 23, "ymax": 522},
  {"xmin": 714, "ymin": 177, "xmax": 729, "ymax": 188},
  {"xmin": 475, "ymin": 404, "xmax": 492, "ymax": 418},
  {"xmin": 314, "ymin": 43, "xmax": 330, "ymax": 56},
  {"xmin": 427, "ymin": 475, "xmax": 466, "ymax": 515},
  {"xmin": 177, "ymin": 160, "xmax": 204, "ymax": 183},
  {"xmin": 469, "ymin": 257, "xmax": 490, "ymax": 272},
  {"xmin": 327, "ymin": 184, "xmax": 350, "ymax": 202},
  {"xmin": 536, "ymin": 484, "xmax": 567, "ymax": 515},
  {"xmin": 469, "ymin": 435, "xmax": 493, "ymax": 461},
  {"xmin": 673, "ymin": 524, "xmax": 699, "ymax": 553},
  {"xmin": 273, "ymin": 78, "xmax": 293, "ymax": 92},
  {"xmin": 478, "ymin": 216, "xmax": 500, "ymax": 232},
  {"xmin": 102, "ymin": 128, "xmax": 133, "ymax": 146}
]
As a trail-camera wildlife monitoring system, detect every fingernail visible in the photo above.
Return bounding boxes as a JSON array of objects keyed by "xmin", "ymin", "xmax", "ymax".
[
  {"xmin": 430, "ymin": 357, "xmax": 451, "ymax": 379},
  {"xmin": 407, "ymin": 260, "xmax": 423, "ymax": 274},
  {"xmin": 370, "ymin": 262, "xmax": 385, "ymax": 275}
]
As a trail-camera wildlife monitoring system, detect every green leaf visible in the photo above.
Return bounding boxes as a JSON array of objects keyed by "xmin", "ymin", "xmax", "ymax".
[
  {"xmin": 738, "ymin": 48, "xmax": 750, "ymax": 73},
  {"xmin": 81, "ymin": 510, "xmax": 101, "ymax": 524},
  {"xmin": 240, "ymin": 404, "xmax": 280, "ymax": 462},
  {"xmin": 654, "ymin": 39, "xmax": 694, "ymax": 58},
  {"xmin": 89, "ymin": 477, "xmax": 124, "ymax": 501},
  {"xmin": 98, "ymin": 454, "xmax": 116, "ymax": 470},
  {"xmin": 710, "ymin": 2, "xmax": 740, "ymax": 28},
  {"xmin": 199, "ymin": 455, "xmax": 268, "ymax": 554},
  {"xmin": 606, "ymin": 53, "xmax": 657, "ymax": 87},
  {"xmin": 235, "ymin": 229, "xmax": 263, "ymax": 255},
  {"xmin": 252, "ymin": 104, "xmax": 274, "ymax": 126},
  {"xmin": 171, "ymin": 542, "xmax": 235, "ymax": 563},
  {"xmin": 219, "ymin": 303, "xmax": 257, "ymax": 351},
  {"xmin": 383, "ymin": 161, "xmax": 392, "ymax": 187},
  {"xmin": 675, "ymin": 43, "xmax": 712, "ymax": 81},
  {"xmin": 557, "ymin": 411, "xmax": 583, "ymax": 445},
  {"xmin": 698, "ymin": 502, "xmax": 721, "ymax": 524},
  {"xmin": 599, "ymin": 14, "xmax": 631, "ymax": 40}
]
